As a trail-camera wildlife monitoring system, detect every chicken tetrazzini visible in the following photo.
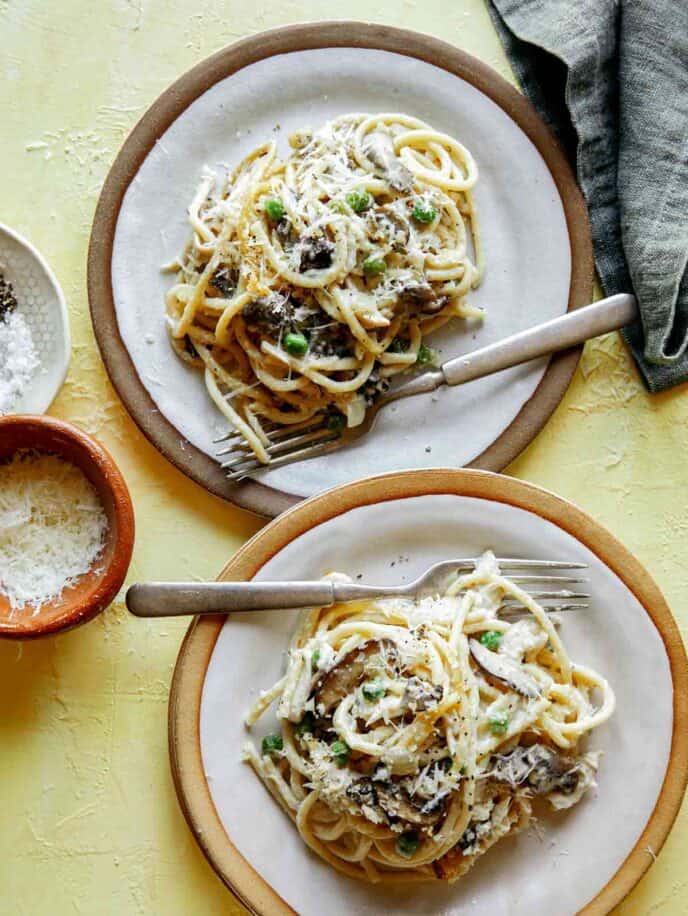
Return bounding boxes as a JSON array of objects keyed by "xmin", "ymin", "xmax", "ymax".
[
  {"xmin": 243, "ymin": 553, "xmax": 614, "ymax": 883},
  {"xmin": 164, "ymin": 113, "xmax": 482, "ymax": 462}
]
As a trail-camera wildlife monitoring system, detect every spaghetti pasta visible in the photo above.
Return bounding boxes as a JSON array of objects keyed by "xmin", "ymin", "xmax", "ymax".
[
  {"xmin": 243, "ymin": 552, "xmax": 614, "ymax": 883},
  {"xmin": 164, "ymin": 113, "xmax": 483, "ymax": 462}
]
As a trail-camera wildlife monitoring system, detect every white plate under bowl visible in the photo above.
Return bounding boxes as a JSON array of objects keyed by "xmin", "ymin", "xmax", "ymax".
[
  {"xmin": 0, "ymin": 223, "xmax": 70, "ymax": 415},
  {"xmin": 169, "ymin": 470, "xmax": 688, "ymax": 916},
  {"xmin": 90, "ymin": 23, "xmax": 592, "ymax": 516}
]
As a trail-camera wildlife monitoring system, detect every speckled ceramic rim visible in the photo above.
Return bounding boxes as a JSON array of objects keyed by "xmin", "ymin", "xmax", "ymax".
[
  {"xmin": 88, "ymin": 21, "xmax": 593, "ymax": 519},
  {"xmin": 0, "ymin": 415, "xmax": 135, "ymax": 639},
  {"xmin": 169, "ymin": 468, "xmax": 688, "ymax": 915}
]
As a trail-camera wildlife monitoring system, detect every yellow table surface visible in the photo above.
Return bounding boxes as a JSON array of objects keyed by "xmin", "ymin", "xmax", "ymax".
[{"xmin": 1, "ymin": 2, "xmax": 686, "ymax": 913}]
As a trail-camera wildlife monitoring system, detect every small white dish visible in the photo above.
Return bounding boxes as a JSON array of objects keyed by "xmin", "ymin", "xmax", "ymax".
[{"xmin": 0, "ymin": 222, "xmax": 70, "ymax": 414}]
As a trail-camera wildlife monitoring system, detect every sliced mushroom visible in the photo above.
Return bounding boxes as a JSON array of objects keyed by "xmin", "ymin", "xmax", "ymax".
[
  {"xmin": 399, "ymin": 280, "xmax": 435, "ymax": 304},
  {"xmin": 369, "ymin": 209, "xmax": 410, "ymax": 251},
  {"xmin": 404, "ymin": 676, "xmax": 443, "ymax": 712},
  {"xmin": 242, "ymin": 293, "xmax": 292, "ymax": 330},
  {"xmin": 375, "ymin": 782, "xmax": 446, "ymax": 827},
  {"xmin": 385, "ymin": 210, "xmax": 411, "ymax": 251},
  {"xmin": 210, "ymin": 266, "xmax": 237, "ymax": 297},
  {"xmin": 298, "ymin": 236, "xmax": 335, "ymax": 272},
  {"xmin": 308, "ymin": 321, "xmax": 353, "ymax": 358},
  {"xmin": 361, "ymin": 371, "xmax": 391, "ymax": 406},
  {"xmin": 275, "ymin": 217, "xmax": 297, "ymax": 247},
  {"xmin": 489, "ymin": 744, "xmax": 598, "ymax": 808},
  {"xmin": 346, "ymin": 777, "xmax": 378, "ymax": 809},
  {"xmin": 344, "ymin": 777, "xmax": 390, "ymax": 824},
  {"xmin": 457, "ymin": 818, "xmax": 491, "ymax": 853},
  {"xmin": 469, "ymin": 639, "xmax": 541, "ymax": 699},
  {"xmin": 183, "ymin": 335, "xmax": 199, "ymax": 358},
  {"xmin": 398, "ymin": 280, "xmax": 447, "ymax": 315},
  {"xmin": 313, "ymin": 639, "xmax": 397, "ymax": 712},
  {"xmin": 363, "ymin": 131, "xmax": 414, "ymax": 193}
]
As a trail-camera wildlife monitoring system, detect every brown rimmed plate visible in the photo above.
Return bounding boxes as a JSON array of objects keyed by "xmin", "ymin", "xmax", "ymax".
[
  {"xmin": 89, "ymin": 22, "xmax": 593, "ymax": 518},
  {"xmin": 169, "ymin": 469, "xmax": 687, "ymax": 915}
]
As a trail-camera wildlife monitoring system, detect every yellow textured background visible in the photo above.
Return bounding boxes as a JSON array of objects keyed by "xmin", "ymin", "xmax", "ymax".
[{"xmin": 0, "ymin": 2, "xmax": 686, "ymax": 913}]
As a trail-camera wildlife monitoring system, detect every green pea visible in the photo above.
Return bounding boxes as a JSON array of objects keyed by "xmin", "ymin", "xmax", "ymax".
[
  {"xmin": 489, "ymin": 714, "xmax": 510, "ymax": 735},
  {"xmin": 416, "ymin": 344, "xmax": 436, "ymax": 365},
  {"xmin": 412, "ymin": 200, "xmax": 438, "ymax": 224},
  {"xmin": 479, "ymin": 630, "xmax": 502, "ymax": 651},
  {"xmin": 362, "ymin": 256, "xmax": 386, "ymax": 276},
  {"xmin": 362, "ymin": 681, "xmax": 385, "ymax": 701},
  {"xmin": 264, "ymin": 197, "xmax": 285, "ymax": 220},
  {"xmin": 396, "ymin": 832, "xmax": 420, "ymax": 857},
  {"xmin": 283, "ymin": 332, "xmax": 309, "ymax": 356},
  {"xmin": 295, "ymin": 712, "xmax": 315, "ymax": 737},
  {"xmin": 261, "ymin": 734, "xmax": 283, "ymax": 756},
  {"xmin": 345, "ymin": 189, "xmax": 371, "ymax": 212},
  {"xmin": 331, "ymin": 740, "xmax": 350, "ymax": 766}
]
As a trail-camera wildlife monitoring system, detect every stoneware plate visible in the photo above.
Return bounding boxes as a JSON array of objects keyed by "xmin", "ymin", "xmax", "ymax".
[
  {"xmin": 169, "ymin": 469, "xmax": 687, "ymax": 916},
  {"xmin": 89, "ymin": 23, "xmax": 593, "ymax": 518}
]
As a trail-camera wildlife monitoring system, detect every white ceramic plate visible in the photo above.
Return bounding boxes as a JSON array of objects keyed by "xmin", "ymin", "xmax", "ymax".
[
  {"xmin": 91, "ymin": 24, "xmax": 592, "ymax": 515},
  {"xmin": 0, "ymin": 223, "xmax": 70, "ymax": 415},
  {"xmin": 170, "ymin": 470, "xmax": 688, "ymax": 915}
]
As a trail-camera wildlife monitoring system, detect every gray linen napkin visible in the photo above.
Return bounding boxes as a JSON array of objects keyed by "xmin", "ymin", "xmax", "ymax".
[{"xmin": 486, "ymin": 0, "xmax": 688, "ymax": 391}]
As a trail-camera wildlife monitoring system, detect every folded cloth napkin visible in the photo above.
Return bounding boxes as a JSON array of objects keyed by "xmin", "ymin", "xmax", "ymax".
[{"xmin": 486, "ymin": 0, "xmax": 688, "ymax": 391}]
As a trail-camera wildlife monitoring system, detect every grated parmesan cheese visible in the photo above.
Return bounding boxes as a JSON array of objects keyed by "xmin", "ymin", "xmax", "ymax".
[
  {"xmin": 0, "ymin": 309, "xmax": 40, "ymax": 415},
  {"xmin": 0, "ymin": 452, "xmax": 108, "ymax": 614}
]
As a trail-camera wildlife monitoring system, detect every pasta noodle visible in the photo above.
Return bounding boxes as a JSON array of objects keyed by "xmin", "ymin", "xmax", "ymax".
[
  {"xmin": 243, "ymin": 552, "xmax": 614, "ymax": 883},
  {"xmin": 164, "ymin": 113, "xmax": 483, "ymax": 462}
]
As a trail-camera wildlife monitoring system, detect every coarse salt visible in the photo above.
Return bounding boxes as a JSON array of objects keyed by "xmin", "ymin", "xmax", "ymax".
[{"xmin": 0, "ymin": 310, "xmax": 40, "ymax": 415}]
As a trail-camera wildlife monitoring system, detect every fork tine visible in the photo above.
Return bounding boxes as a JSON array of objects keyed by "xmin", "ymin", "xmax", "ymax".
[
  {"xmin": 213, "ymin": 426, "xmax": 263, "ymax": 446},
  {"xmin": 497, "ymin": 560, "xmax": 587, "ymax": 569},
  {"xmin": 226, "ymin": 436, "xmax": 341, "ymax": 480},
  {"xmin": 213, "ymin": 421, "xmax": 279, "ymax": 447},
  {"xmin": 215, "ymin": 415, "xmax": 328, "ymax": 450},
  {"xmin": 216, "ymin": 418, "xmax": 328, "ymax": 458},
  {"xmin": 501, "ymin": 602, "xmax": 590, "ymax": 617},
  {"xmin": 213, "ymin": 431, "xmax": 235, "ymax": 445},
  {"xmin": 265, "ymin": 419, "xmax": 329, "ymax": 443},
  {"xmin": 509, "ymin": 575, "xmax": 588, "ymax": 584},
  {"xmin": 222, "ymin": 426, "xmax": 336, "ymax": 472},
  {"xmin": 452, "ymin": 559, "xmax": 588, "ymax": 570},
  {"xmin": 507, "ymin": 590, "xmax": 591, "ymax": 600}
]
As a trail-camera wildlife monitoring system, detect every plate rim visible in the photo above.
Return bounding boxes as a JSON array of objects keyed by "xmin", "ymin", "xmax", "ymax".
[
  {"xmin": 168, "ymin": 468, "xmax": 688, "ymax": 915},
  {"xmin": 88, "ymin": 21, "xmax": 593, "ymax": 519}
]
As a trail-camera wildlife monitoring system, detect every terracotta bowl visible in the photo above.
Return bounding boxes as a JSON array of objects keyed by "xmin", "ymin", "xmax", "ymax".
[{"xmin": 0, "ymin": 415, "xmax": 135, "ymax": 639}]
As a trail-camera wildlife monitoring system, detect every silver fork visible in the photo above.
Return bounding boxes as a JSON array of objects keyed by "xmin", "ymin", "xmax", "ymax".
[
  {"xmin": 216, "ymin": 293, "xmax": 637, "ymax": 480},
  {"xmin": 126, "ymin": 557, "xmax": 589, "ymax": 618}
]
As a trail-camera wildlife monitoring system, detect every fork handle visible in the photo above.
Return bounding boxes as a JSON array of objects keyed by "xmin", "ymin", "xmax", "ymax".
[
  {"xmin": 440, "ymin": 294, "xmax": 638, "ymax": 387},
  {"xmin": 125, "ymin": 580, "xmax": 401, "ymax": 617}
]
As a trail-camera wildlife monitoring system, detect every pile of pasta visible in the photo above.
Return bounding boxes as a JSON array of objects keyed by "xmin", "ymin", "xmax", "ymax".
[
  {"xmin": 165, "ymin": 113, "xmax": 482, "ymax": 461},
  {"xmin": 243, "ymin": 553, "xmax": 614, "ymax": 882}
]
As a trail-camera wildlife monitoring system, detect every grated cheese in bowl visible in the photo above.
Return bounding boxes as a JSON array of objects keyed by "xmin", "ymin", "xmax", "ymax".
[{"xmin": 0, "ymin": 452, "xmax": 109, "ymax": 615}]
